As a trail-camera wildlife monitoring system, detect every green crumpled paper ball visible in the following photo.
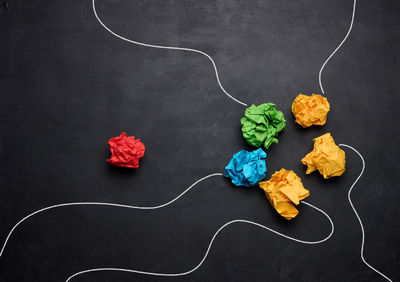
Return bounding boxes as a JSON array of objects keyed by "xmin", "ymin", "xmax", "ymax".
[{"xmin": 240, "ymin": 103, "xmax": 286, "ymax": 149}]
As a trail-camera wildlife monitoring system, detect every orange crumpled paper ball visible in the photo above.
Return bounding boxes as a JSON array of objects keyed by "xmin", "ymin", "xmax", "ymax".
[
  {"xmin": 302, "ymin": 133, "xmax": 345, "ymax": 179},
  {"xmin": 259, "ymin": 168, "xmax": 310, "ymax": 220},
  {"xmin": 291, "ymin": 94, "xmax": 330, "ymax": 128},
  {"xmin": 107, "ymin": 132, "xmax": 145, "ymax": 169}
]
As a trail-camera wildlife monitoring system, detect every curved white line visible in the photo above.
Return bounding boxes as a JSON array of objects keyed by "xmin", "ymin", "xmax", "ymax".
[
  {"xmin": 65, "ymin": 200, "xmax": 333, "ymax": 281},
  {"xmin": 0, "ymin": 173, "xmax": 223, "ymax": 259},
  {"xmin": 319, "ymin": 0, "xmax": 357, "ymax": 94},
  {"xmin": 339, "ymin": 144, "xmax": 392, "ymax": 282},
  {"xmin": 92, "ymin": 0, "xmax": 248, "ymax": 107}
]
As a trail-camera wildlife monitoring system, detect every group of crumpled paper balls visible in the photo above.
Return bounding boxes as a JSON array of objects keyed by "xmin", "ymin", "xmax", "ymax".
[
  {"xmin": 106, "ymin": 93, "xmax": 345, "ymax": 220},
  {"xmin": 225, "ymin": 93, "xmax": 345, "ymax": 220}
]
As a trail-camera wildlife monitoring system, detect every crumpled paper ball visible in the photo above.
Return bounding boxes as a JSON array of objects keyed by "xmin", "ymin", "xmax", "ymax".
[
  {"xmin": 291, "ymin": 94, "xmax": 330, "ymax": 128},
  {"xmin": 240, "ymin": 103, "xmax": 286, "ymax": 150},
  {"xmin": 224, "ymin": 148, "xmax": 267, "ymax": 187},
  {"xmin": 302, "ymin": 133, "xmax": 345, "ymax": 179},
  {"xmin": 259, "ymin": 168, "xmax": 310, "ymax": 220},
  {"xmin": 107, "ymin": 132, "xmax": 145, "ymax": 169}
]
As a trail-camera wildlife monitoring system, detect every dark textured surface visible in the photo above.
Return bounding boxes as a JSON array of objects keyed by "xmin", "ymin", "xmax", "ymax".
[{"xmin": 0, "ymin": 0, "xmax": 399, "ymax": 281}]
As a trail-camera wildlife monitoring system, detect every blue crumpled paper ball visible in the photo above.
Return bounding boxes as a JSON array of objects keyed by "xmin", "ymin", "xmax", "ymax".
[{"xmin": 223, "ymin": 148, "xmax": 267, "ymax": 187}]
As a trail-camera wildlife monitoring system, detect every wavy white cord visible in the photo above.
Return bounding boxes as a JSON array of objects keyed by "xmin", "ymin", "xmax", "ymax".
[
  {"xmin": 0, "ymin": 173, "xmax": 222, "ymax": 259},
  {"xmin": 339, "ymin": 144, "xmax": 392, "ymax": 282},
  {"xmin": 0, "ymin": 171, "xmax": 333, "ymax": 281},
  {"xmin": 319, "ymin": 0, "xmax": 357, "ymax": 94},
  {"xmin": 65, "ymin": 200, "xmax": 333, "ymax": 281},
  {"xmin": 92, "ymin": 0, "xmax": 248, "ymax": 107}
]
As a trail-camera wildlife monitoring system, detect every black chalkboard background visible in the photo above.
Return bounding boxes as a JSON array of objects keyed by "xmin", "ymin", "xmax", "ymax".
[{"xmin": 0, "ymin": 0, "xmax": 399, "ymax": 281}]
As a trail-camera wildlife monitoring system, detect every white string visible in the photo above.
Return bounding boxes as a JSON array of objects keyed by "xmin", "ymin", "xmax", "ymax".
[
  {"xmin": 339, "ymin": 144, "xmax": 392, "ymax": 282},
  {"xmin": 0, "ymin": 171, "xmax": 334, "ymax": 280},
  {"xmin": 65, "ymin": 201, "xmax": 333, "ymax": 281},
  {"xmin": 0, "ymin": 173, "xmax": 222, "ymax": 259},
  {"xmin": 319, "ymin": 0, "xmax": 357, "ymax": 94},
  {"xmin": 91, "ymin": 0, "xmax": 248, "ymax": 107}
]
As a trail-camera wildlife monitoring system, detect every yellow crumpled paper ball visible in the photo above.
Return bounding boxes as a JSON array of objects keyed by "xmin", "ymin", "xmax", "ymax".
[
  {"xmin": 291, "ymin": 94, "xmax": 330, "ymax": 128},
  {"xmin": 259, "ymin": 168, "xmax": 310, "ymax": 220},
  {"xmin": 302, "ymin": 133, "xmax": 346, "ymax": 179}
]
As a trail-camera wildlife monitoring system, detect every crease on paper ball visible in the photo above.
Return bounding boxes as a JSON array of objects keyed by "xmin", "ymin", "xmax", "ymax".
[
  {"xmin": 240, "ymin": 103, "xmax": 286, "ymax": 150},
  {"xmin": 224, "ymin": 148, "xmax": 267, "ymax": 187},
  {"xmin": 107, "ymin": 132, "xmax": 145, "ymax": 169},
  {"xmin": 259, "ymin": 169, "xmax": 309, "ymax": 220},
  {"xmin": 302, "ymin": 133, "xmax": 345, "ymax": 179},
  {"xmin": 291, "ymin": 94, "xmax": 330, "ymax": 128}
]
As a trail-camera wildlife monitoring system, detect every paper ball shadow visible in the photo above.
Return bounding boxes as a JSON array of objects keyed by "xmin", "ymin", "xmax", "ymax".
[
  {"xmin": 106, "ymin": 164, "xmax": 140, "ymax": 176},
  {"xmin": 303, "ymin": 169, "xmax": 345, "ymax": 185},
  {"xmin": 222, "ymin": 176, "xmax": 257, "ymax": 195}
]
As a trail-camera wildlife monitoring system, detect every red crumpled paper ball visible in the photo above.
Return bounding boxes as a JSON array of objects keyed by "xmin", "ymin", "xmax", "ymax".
[{"xmin": 106, "ymin": 132, "xmax": 145, "ymax": 169}]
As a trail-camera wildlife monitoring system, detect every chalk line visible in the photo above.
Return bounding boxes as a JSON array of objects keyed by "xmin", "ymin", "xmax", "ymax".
[
  {"xmin": 0, "ymin": 171, "xmax": 334, "ymax": 281},
  {"xmin": 339, "ymin": 144, "xmax": 392, "ymax": 282},
  {"xmin": 0, "ymin": 173, "xmax": 222, "ymax": 259},
  {"xmin": 92, "ymin": 0, "xmax": 248, "ymax": 107},
  {"xmin": 65, "ymin": 200, "xmax": 333, "ymax": 281},
  {"xmin": 319, "ymin": 0, "xmax": 357, "ymax": 94}
]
